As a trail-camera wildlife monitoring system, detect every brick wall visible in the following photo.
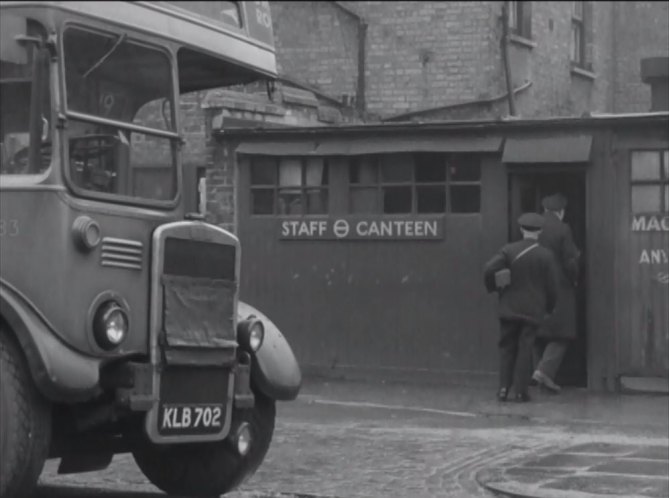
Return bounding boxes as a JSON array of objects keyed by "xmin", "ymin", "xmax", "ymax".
[
  {"xmin": 269, "ymin": 1, "xmax": 668, "ymax": 119},
  {"xmin": 354, "ymin": 1, "xmax": 504, "ymax": 117},
  {"xmin": 270, "ymin": 1, "xmax": 359, "ymax": 102},
  {"xmin": 505, "ymin": 1, "xmax": 613, "ymax": 118},
  {"xmin": 178, "ymin": 92, "xmax": 230, "ymax": 229},
  {"xmin": 353, "ymin": 0, "xmax": 617, "ymax": 119},
  {"xmin": 613, "ymin": 1, "xmax": 669, "ymax": 113}
]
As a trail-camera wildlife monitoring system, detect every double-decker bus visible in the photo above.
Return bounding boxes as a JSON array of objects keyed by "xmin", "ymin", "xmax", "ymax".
[{"xmin": 0, "ymin": 2, "xmax": 301, "ymax": 496}]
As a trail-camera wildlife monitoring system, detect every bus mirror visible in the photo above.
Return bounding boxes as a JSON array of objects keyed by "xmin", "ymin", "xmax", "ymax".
[{"xmin": 0, "ymin": 14, "xmax": 28, "ymax": 64}]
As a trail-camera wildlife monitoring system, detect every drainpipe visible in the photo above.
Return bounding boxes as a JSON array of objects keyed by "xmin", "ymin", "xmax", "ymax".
[
  {"xmin": 381, "ymin": 80, "xmax": 532, "ymax": 122},
  {"xmin": 501, "ymin": 1, "xmax": 517, "ymax": 116},
  {"xmin": 357, "ymin": 21, "xmax": 368, "ymax": 114},
  {"xmin": 610, "ymin": 1, "xmax": 619, "ymax": 112}
]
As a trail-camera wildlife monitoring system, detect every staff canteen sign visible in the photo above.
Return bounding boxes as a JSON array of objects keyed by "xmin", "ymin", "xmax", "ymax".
[{"xmin": 279, "ymin": 217, "xmax": 444, "ymax": 240}]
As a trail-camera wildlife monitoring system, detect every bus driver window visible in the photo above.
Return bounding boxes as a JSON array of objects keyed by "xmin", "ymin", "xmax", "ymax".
[{"xmin": 0, "ymin": 18, "xmax": 52, "ymax": 175}]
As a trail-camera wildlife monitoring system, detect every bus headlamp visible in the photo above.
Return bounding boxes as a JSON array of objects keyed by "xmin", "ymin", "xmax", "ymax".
[
  {"xmin": 248, "ymin": 322, "xmax": 263, "ymax": 351},
  {"xmin": 237, "ymin": 317, "xmax": 264, "ymax": 352},
  {"xmin": 93, "ymin": 301, "xmax": 128, "ymax": 350}
]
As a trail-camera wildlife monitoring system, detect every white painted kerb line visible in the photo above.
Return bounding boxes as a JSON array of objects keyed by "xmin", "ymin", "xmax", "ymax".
[{"xmin": 311, "ymin": 399, "xmax": 479, "ymax": 418}]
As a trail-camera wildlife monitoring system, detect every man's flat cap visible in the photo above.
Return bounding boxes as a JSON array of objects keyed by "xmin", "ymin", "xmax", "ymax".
[
  {"xmin": 542, "ymin": 193, "xmax": 567, "ymax": 211},
  {"xmin": 518, "ymin": 212, "xmax": 545, "ymax": 231}
]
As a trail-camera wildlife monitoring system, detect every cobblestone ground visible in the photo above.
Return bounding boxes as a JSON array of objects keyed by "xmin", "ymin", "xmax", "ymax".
[
  {"xmin": 37, "ymin": 381, "xmax": 669, "ymax": 498},
  {"xmin": 39, "ymin": 422, "xmax": 542, "ymax": 498}
]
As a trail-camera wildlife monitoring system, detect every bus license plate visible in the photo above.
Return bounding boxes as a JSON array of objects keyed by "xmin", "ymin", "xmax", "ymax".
[{"xmin": 159, "ymin": 404, "xmax": 223, "ymax": 436}]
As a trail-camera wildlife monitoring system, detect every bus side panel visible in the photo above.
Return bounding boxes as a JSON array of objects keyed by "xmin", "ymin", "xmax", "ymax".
[{"xmin": 0, "ymin": 189, "xmax": 162, "ymax": 357}]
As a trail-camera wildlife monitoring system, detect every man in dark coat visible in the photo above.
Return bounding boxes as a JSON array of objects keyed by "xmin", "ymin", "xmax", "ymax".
[
  {"xmin": 532, "ymin": 193, "xmax": 581, "ymax": 393},
  {"xmin": 484, "ymin": 213, "xmax": 558, "ymax": 402}
]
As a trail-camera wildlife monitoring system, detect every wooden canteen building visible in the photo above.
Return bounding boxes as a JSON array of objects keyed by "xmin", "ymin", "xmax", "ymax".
[{"xmin": 216, "ymin": 110, "xmax": 669, "ymax": 392}]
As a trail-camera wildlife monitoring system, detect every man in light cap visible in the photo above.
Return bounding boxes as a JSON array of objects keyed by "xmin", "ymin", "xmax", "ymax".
[
  {"xmin": 533, "ymin": 193, "xmax": 581, "ymax": 393},
  {"xmin": 484, "ymin": 213, "xmax": 558, "ymax": 402}
]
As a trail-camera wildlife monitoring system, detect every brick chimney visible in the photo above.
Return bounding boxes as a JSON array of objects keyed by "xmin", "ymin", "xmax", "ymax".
[{"xmin": 641, "ymin": 56, "xmax": 669, "ymax": 112}]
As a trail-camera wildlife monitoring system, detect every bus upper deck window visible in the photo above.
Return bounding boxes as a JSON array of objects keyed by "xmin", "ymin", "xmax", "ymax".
[
  {"xmin": 164, "ymin": 1, "xmax": 242, "ymax": 28},
  {"xmin": 220, "ymin": 2, "xmax": 241, "ymax": 27}
]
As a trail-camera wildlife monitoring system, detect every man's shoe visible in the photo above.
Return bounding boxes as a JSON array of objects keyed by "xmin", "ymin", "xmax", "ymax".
[
  {"xmin": 514, "ymin": 392, "xmax": 531, "ymax": 402},
  {"xmin": 532, "ymin": 370, "xmax": 561, "ymax": 393},
  {"xmin": 497, "ymin": 387, "xmax": 509, "ymax": 402}
]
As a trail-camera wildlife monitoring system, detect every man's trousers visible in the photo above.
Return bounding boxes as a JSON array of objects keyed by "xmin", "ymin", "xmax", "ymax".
[
  {"xmin": 499, "ymin": 319, "xmax": 537, "ymax": 395},
  {"xmin": 533, "ymin": 339, "xmax": 568, "ymax": 381}
]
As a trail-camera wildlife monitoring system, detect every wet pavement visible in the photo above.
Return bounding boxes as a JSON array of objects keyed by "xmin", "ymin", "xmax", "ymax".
[
  {"xmin": 38, "ymin": 377, "xmax": 668, "ymax": 498},
  {"xmin": 477, "ymin": 441, "xmax": 669, "ymax": 498}
]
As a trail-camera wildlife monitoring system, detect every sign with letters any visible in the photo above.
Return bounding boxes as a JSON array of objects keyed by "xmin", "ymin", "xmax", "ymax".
[{"xmin": 279, "ymin": 217, "xmax": 445, "ymax": 241}]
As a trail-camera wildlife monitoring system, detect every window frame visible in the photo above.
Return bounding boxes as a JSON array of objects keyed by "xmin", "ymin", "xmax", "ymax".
[
  {"xmin": 0, "ymin": 21, "xmax": 53, "ymax": 179},
  {"xmin": 629, "ymin": 149, "xmax": 669, "ymax": 214},
  {"xmin": 60, "ymin": 22, "xmax": 181, "ymax": 209},
  {"xmin": 571, "ymin": 1, "xmax": 587, "ymax": 68},
  {"xmin": 347, "ymin": 153, "xmax": 482, "ymax": 216},
  {"xmin": 349, "ymin": 154, "xmax": 419, "ymax": 215},
  {"xmin": 162, "ymin": 1, "xmax": 245, "ymax": 31},
  {"xmin": 446, "ymin": 154, "xmax": 483, "ymax": 214},
  {"xmin": 508, "ymin": 1, "xmax": 532, "ymax": 40},
  {"xmin": 249, "ymin": 155, "xmax": 330, "ymax": 217}
]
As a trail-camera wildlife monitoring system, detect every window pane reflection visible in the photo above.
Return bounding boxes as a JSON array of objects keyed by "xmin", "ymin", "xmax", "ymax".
[
  {"xmin": 631, "ymin": 151, "xmax": 661, "ymax": 180},
  {"xmin": 383, "ymin": 186, "xmax": 412, "ymax": 213},
  {"xmin": 631, "ymin": 185, "xmax": 661, "ymax": 213}
]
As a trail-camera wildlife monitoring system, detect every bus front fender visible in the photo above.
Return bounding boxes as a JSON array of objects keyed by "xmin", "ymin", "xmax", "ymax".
[
  {"xmin": 237, "ymin": 301, "xmax": 301, "ymax": 401},
  {"xmin": 0, "ymin": 283, "xmax": 102, "ymax": 403}
]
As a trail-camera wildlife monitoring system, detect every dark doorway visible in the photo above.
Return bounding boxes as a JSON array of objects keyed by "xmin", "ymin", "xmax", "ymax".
[{"xmin": 508, "ymin": 167, "xmax": 587, "ymax": 387}]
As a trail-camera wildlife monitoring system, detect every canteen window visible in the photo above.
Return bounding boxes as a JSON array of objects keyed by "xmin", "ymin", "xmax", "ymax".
[
  {"xmin": 348, "ymin": 153, "xmax": 481, "ymax": 214},
  {"xmin": 630, "ymin": 150, "xmax": 669, "ymax": 213},
  {"xmin": 250, "ymin": 156, "xmax": 329, "ymax": 215}
]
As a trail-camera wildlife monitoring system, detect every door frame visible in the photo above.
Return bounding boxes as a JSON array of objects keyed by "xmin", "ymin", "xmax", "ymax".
[{"xmin": 506, "ymin": 164, "xmax": 589, "ymax": 387}]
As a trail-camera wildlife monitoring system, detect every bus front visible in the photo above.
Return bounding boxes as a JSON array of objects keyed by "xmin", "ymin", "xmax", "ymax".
[{"xmin": 0, "ymin": 2, "xmax": 300, "ymax": 497}]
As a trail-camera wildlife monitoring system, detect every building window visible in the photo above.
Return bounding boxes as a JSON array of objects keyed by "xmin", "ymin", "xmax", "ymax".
[
  {"xmin": 508, "ymin": 1, "xmax": 532, "ymax": 39},
  {"xmin": 448, "ymin": 155, "xmax": 482, "ymax": 213},
  {"xmin": 630, "ymin": 150, "xmax": 669, "ymax": 213},
  {"xmin": 348, "ymin": 153, "xmax": 481, "ymax": 215},
  {"xmin": 250, "ymin": 156, "xmax": 329, "ymax": 215},
  {"xmin": 571, "ymin": 2, "xmax": 587, "ymax": 67}
]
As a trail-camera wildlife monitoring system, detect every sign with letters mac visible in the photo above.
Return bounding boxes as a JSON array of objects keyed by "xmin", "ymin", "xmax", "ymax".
[
  {"xmin": 631, "ymin": 214, "xmax": 669, "ymax": 232},
  {"xmin": 279, "ymin": 217, "xmax": 444, "ymax": 241}
]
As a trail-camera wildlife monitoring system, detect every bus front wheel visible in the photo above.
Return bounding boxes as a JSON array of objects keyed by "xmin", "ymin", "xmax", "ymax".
[
  {"xmin": 132, "ymin": 393, "xmax": 275, "ymax": 497},
  {"xmin": 0, "ymin": 327, "xmax": 52, "ymax": 498}
]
